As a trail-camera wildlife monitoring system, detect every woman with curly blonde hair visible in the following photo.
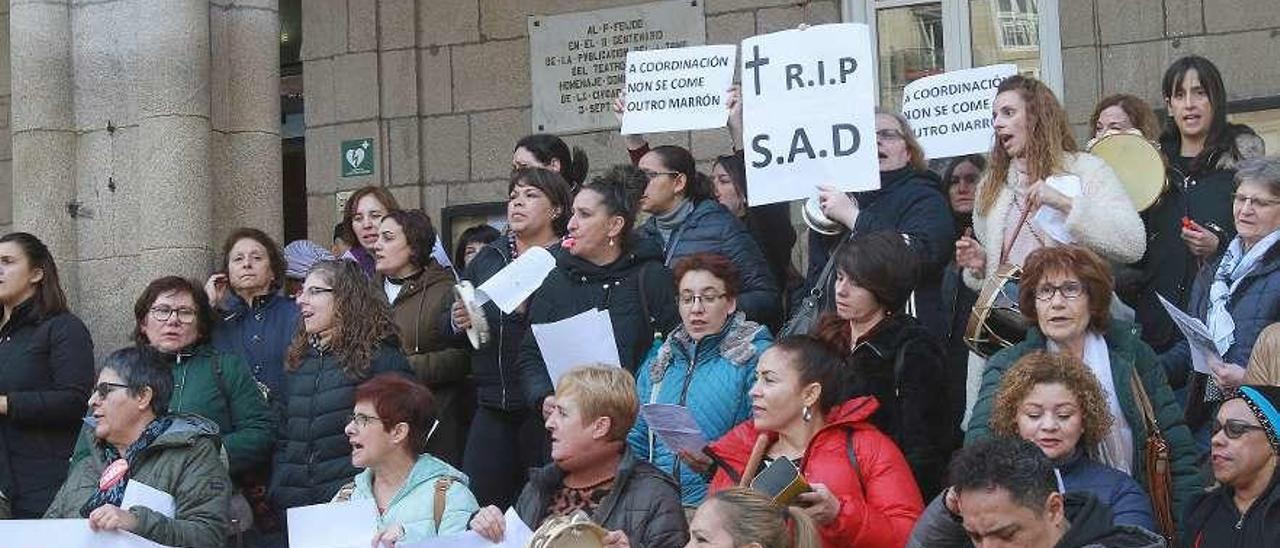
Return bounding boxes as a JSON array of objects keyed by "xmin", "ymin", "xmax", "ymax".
[
  {"xmin": 271, "ymin": 260, "xmax": 413, "ymax": 513},
  {"xmin": 991, "ymin": 352, "xmax": 1155, "ymax": 529},
  {"xmin": 953, "ymin": 75, "xmax": 1144, "ymax": 291}
]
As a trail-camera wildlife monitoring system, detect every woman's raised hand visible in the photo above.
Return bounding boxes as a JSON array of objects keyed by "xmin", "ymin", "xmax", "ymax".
[
  {"xmin": 469, "ymin": 505, "xmax": 506, "ymax": 542},
  {"xmin": 955, "ymin": 228, "xmax": 987, "ymax": 275}
]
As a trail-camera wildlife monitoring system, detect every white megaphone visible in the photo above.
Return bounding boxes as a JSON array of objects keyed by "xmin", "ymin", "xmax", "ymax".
[{"xmin": 802, "ymin": 196, "xmax": 841, "ymax": 235}]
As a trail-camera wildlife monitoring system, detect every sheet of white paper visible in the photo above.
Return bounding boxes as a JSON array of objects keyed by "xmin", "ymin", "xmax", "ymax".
[
  {"xmin": 1158, "ymin": 294, "xmax": 1217, "ymax": 375},
  {"xmin": 121, "ymin": 479, "xmax": 175, "ymax": 518},
  {"xmin": 531, "ymin": 308, "xmax": 622, "ymax": 387},
  {"xmin": 621, "ymin": 45, "xmax": 738, "ymax": 135},
  {"xmin": 1032, "ymin": 174, "xmax": 1082, "ymax": 244},
  {"xmin": 504, "ymin": 507, "xmax": 535, "ymax": 547},
  {"xmin": 0, "ymin": 520, "xmax": 176, "ymax": 548},
  {"xmin": 287, "ymin": 498, "xmax": 378, "ymax": 548},
  {"xmin": 641, "ymin": 403, "xmax": 709, "ymax": 454},
  {"xmin": 476, "ymin": 245, "xmax": 557, "ymax": 314}
]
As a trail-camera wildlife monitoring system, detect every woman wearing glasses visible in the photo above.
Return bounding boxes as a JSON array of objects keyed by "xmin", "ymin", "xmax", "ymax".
[
  {"xmin": 812, "ymin": 231, "xmax": 949, "ymax": 499},
  {"xmin": 634, "ymin": 145, "xmax": 780, "ymax": 327},
  {"xmin": 809, "ymin": 111, "xmax": 955, "ymax": 338},
  {"xmin": 71, "ymin": 277, "xmax": 274, "ymax": 479},
  {"xmin": 45, "ymin": 347, "xmax": 230, "ymax": 548},
  {"xmin": 1162, "ymin": 156, "xmax": 1280, "ymax": 432},
  {"xmin": 333, "ymin": 374, "xmax": 479, "ymax": 545},
  {"xmin": 272, "ymin": 260, "xmax": 413, "ymax": 512},
  {"xmin": 0, "ymin": 232, "xmax": 94, "ymax": 518},
  {"xmin": 1184, "ymin": 384, "xmax": 1280, "ymax": 546},
  {"xmin": 967, "ymin": 245, "xmax": 1200, "ymax": 521},
  {"xmin": 627, "ymin": 253, "xmax": 772, "ymax": 507}
]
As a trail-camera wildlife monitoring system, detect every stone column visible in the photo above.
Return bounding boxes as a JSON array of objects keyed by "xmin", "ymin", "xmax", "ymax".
[
  {"xmin": 211, "ymin": 0, "xmax": 282, "ymax": 246},
  {"xmin": 134, "ymin": 0, "xmax": 213, "ymax": 281},
  {"xmin": 9, "ymin": 0, "xmax": 78, "ymax": 298}
]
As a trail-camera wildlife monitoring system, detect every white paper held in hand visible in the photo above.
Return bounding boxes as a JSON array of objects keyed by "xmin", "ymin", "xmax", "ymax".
[
  {"xmin": 1032, "ymin": 174, "xmax": 1082, "ymax": 244},
  {"xmin": 0, "ymin": 519, "xmax": 177, "ymax": 548},
  {"xmin": 120, "ymin": 479, "xmax": 175, "ymax": 518},
  {"xmin": 531, "ymin": 308, "xmax": 622, "ymax": 387},
  {"xmin": 286, "ymin": 498, "xmax": 378, "ymax": 548},
  {"xmin": 475, "ymin": 246, "xmax": 557, "ymax": 314},
  {"xmin": 641, "ymin": 403, "xmax": 709, "ymax": 454},
  {"xmin": 1157, "ymin": 293, "xmax": 1218, "ymax": 375}
]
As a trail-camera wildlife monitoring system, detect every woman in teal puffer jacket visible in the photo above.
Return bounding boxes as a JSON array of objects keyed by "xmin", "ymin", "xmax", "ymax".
[{"xmin": 627, "ymin": 253, "xmax": 772, "ymax": 507}]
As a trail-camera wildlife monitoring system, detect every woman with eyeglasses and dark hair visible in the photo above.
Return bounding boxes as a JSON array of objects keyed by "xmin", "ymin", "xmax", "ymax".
[
  {"xmin": 206, "ymin": 227, "xmax": 299, "ymax": 400},
  {"xmin": 333, "ymin": 374, "xmax": 480, "ymax": 545},
  {"xmin": 71, "ymin": 277, "xmax": 275, "ymax": 483},
  {"xmin": 627, "ymin": 253, "xmax": 772, "ymax": 507},
  {"xmin": 0, "ymin": 232, "xmax": 95, "ymax": 518},
  {"xmin": 373, "ymin": 209, "xmax": 471, "ymax": 467},
  {"xmin": 809, "ymin": 110, "xmax": 956, "ymax": 339},
  {"xmin": 272, "ymin": 260, "xmax": 413, "ymax": 513},
  {"xmin": 616, "ymin": 87, "xmax": 792, "ymax": 328},
  {"xmin": 967, "ymin": 245, "xmax": 1200, "ymax": 522},
  {"xmin": 516, "ymin": 164, "xmax": 680, "ymax": 420},
  {"xmin": 512, "ymin": 133, "xmax": 590, "ymax": 191},
  {"xmin": 446, "ymin": 168, "xmax": 574, "ymax": 508},
  {"xmin": 45, "ymin": 346, "xmax": 231, "ymax": 548}
]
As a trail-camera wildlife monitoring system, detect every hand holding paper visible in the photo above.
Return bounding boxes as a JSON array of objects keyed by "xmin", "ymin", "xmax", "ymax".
[{"xmin": 1157, "ymin": 294, "xmax": 1218, "ymax": 375}]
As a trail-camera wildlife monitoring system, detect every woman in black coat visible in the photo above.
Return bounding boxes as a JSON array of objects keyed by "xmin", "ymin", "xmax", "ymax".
[
  {"xmin": 808, "ymin": 111, "xmax": 955, "ymax": 339},
  {"xmin": 517, "ymin": 165, "xmax": 680, "ymax": 416},
  {"xmin": 0, "ymin": 232, "xmax": 95, "ymax": 517},
  {"xmin": 270, "ymin": 260, "xmax": 412, "ymax": 513}
]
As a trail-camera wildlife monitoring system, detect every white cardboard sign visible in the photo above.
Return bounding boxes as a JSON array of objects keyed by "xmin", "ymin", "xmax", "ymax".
[
  {"xmin": 621, "ymin": 45, "xmax": 737, "ymax": 134},
  {"xmin": 901, "ymin": 64, "xmax": 1017, "ymax": 159},
  {"xmin": 741, "ymin": 23, "xmax": 879, "ymax": 206}
]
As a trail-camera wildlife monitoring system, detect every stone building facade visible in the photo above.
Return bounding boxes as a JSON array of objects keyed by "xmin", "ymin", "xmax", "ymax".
[{"xmin": 0, "ymin": 0, "xmax": 1276, "ymax": 351}]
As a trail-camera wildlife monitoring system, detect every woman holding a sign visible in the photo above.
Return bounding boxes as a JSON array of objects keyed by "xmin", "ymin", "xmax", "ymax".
[
  {"xmin": 809, "ymin": 111, "xmax": 955, "ymax": 339},
  {"xmin": 447, "ymin": 167, "xmax": 574, "ymax": 509},
  {"xmin": 634, "ymin": 145, "xmax": 782, "ymax": 328},
  {"xmin": 954, "ymin": 75, "xmax": 1145, "ymax": 293}
]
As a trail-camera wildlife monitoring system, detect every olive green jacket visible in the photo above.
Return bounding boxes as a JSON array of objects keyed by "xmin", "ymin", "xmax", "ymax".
[
  {"xmin": 45, "ymin": 414, "xmax": 231, "ymax": 548},
  {"xmin": 71, "ymin": 345, "xmax": 275, "ymax": 475}
]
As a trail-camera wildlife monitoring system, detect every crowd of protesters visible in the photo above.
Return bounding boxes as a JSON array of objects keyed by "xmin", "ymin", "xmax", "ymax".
[{"xmin": 0, "ymin": 53, "xmax": 1277, "ymax": 548}]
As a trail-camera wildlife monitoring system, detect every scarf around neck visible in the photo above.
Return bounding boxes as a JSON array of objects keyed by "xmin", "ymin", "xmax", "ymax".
[
  {"xmin": 654, "ymin": 199, "xmax": 694, "ymax": 247},
  {"xmin": 81, "ymin": 415, "xmax": 174, "ymax": 517},
  {"xmin": 1209, "ymin": 230, "xmax": 1280, "ymax": 355}
]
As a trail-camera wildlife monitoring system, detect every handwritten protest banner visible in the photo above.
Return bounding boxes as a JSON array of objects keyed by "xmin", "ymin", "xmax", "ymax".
[
  {"xmin": 901, "ymin": 64, "xmax": 1017, "ymax": 159},
  {"xmin": 741, "ymin": 24, "xmax": 878, "ymax": 206},
  {"xmin": 621, "ymin": 45, "xmax": 737, "ymax": 134}
]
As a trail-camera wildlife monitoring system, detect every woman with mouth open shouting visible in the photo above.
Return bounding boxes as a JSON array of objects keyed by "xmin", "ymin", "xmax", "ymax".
[
  {"xmin": 965, "ymin": 245, "xmax": 1199, "ymax": 531},
  {"xmin": 953, "ymin": 75, "xmax": 1145, "ymax": 293}
]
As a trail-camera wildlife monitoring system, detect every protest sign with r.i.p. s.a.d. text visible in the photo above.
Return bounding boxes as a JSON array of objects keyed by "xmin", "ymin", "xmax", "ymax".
[{"xmin": 740, "ymin": 23, "xmax": 879, "ymax": 206}]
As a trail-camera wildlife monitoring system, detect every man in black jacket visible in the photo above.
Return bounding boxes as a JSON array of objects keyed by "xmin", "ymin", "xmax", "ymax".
[{"xmin": 933, "ymin": 438, "xmax": 1165, "ymax": 548}]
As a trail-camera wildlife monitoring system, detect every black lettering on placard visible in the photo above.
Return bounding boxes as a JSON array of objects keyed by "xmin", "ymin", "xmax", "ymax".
[
  {"xmin": 786, "ymin": 129, "xmax": 816, "ymax": 163},
  {"xmin": 838, "ymin": 57, "xmax": 857, "ymax": 84},
  {"xmin": 750, "ymin": 134, "xmax": 773, "ymax": 168},
  {"xmin": 832, "ymin": 124, "xmax": 860, "ymax": 156},
  {"xmin": 785, "ymin": 64, "xmax": 804, "ymax": 90}
]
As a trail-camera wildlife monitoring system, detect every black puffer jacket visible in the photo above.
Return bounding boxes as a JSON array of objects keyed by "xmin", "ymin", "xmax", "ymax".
[
  {"xmin": 517, "ymin": 236, "xmax": 679, "ymax": 409},
  {"xmin": 270, "ymin": 338, "xmax": 412, "ymax": 512},
  {"xmin": 831, "ymin": 312, "xmax": 950, "ymax": 499},
  {"xmin": 0, "ymin": 299, "xmax": 94, "ymax": 518},
  {"xmin": 1184, "ymin": 470, "xmax": 1279, "ymax": 548},
  {"xmin": 805, "ymin": 167, "xmax": 955, "ymax": 338},
  {"xmin": 451, "ymin": 240, "xmax": 531, "ymax": 412},
  {"xmin": 638, "ymin": 199, "xmax": 780, "ymax": 327},
  {"xmin": 1119, "ymin": 129, "xmax": 1258, "ymax": 358},
  {"xmin": 514, "ymin": 450, "xmax": 688, "ymax": 548}
]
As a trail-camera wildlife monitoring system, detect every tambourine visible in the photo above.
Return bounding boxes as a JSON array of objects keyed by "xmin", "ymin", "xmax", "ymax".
[
  {"xmin": 964, "ymin": 263, "xmax": 1028, "ymax": 358},
  {"xmin": 802, "ymin": 196, "xmax": 841, "ymax": 235},
  {"xmin": 528, "ymin": 512, "xmax": 607, "ymax": 548},
  {"xmin": 452, "ymin": 281, "xmax": 490, "ymax": 349},
  {"xmin": 1085, "ymin": 129, "xmax": 1167, "ymax": 212}
]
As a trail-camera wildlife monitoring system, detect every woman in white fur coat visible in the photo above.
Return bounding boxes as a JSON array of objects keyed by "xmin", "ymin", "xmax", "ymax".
[{"xmin": 955, "ymin": 75, "xmax": 1146, "ymax": 291}]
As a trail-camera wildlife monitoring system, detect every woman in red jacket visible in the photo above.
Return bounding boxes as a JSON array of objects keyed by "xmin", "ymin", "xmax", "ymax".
[{"xmin": 705, "ymin": 335, "xmax": 924, "ymax": 547}]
